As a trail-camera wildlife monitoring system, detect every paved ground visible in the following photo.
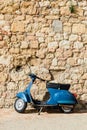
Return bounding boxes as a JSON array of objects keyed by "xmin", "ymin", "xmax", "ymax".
[{"xmin": 0, "ymin": 109, "xmax": 87, "ymax": 130}]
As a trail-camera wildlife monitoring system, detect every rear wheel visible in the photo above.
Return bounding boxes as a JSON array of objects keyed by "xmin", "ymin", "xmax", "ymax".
[
  {"xmin": 14, "ymin": 98, "xmax": 27, "ymax": 113},
  {"xmin": 59, "ymin": 105, "xmax": 75, "ymax": 113}
]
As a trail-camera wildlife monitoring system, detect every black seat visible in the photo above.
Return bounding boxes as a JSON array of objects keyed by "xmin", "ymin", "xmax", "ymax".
[{"xmin": 46, "ymin": 82, "xmax": 70, "ymax": 90}]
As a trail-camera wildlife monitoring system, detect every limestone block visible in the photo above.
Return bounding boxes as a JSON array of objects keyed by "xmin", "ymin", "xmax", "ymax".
[
  {"xmin": 59, "ymin": 1, "xmax": 66, "ymax": 6},
  {"xmin": 9, "ymin": 48, "xmax": 20, "ymax": 54},
  {"xmin": 52, "ymin": 20, "xmax": 62, "ymax": 33},
  {"xmin": 7, "ymin": 82, "xmax": 18, "ymax": 91},
  {"xmin": 84, "ymin": 58, "xmax": 87, "ymax": 64},
  {"xmin": 38, "ymin": 37, "xmax": 45, "ymax": 43},
  {"xmin": 84, "ymin": 80, "xmax": 87, "ymax": 87},
  {"xmin": 0, "ymin": 20, "xmax": 6, "ymax": 27},
  {"xmin": 82, "ymin": 73, "xmax": 87, "ymax": 80},
  {"xmin": 21, "ymin": 1, "xmax": 31, "ymax": 8},
  {"xmin": 46, "ymin": 53, "xmax": 54, "ymax": 59},
  {"xmin": 0, "ymin": 55, "xmax": 12, "ymax": 65},
  {"xmin": 63, "ymin": 26, "xmax": 71, "ymax": 34},
  {"xmin": 84, "ymin": 11, "xmax": 87, "ymax": 16},
  {"xmin": 67, "ymin": 58, "xmax": 77, "ymax": 66},
  {"xmin": 78, "ymin": 58, "xmax": 84, "ymax": 65},
  {"xmin": 60, "ymin": 6, "xmax": 70, "ymax": 15},
  {"xmin": 48, "ymin": 42, "xmax": 58, "ymax": 52},
  {"xmin": 10, "ymin": 69, "xmax": 27, "ymax": 81},
  {"xmin": 72, "ymin": 24, "xmax": 86, "ymax": 34},
  {"xmin": 27, "ymin": 6, "xmax": 37, "ymax": 15},
  {"xmin": 74, "ymin": 41, "xmax": 83, "ymax": 49},
  {"xmin": 59, "ymin": 40, "xmax": 71, "ymax": 49},
  {"xmin": 1, "ymin": 6, "xmax": 13, "ymax": 14},
  {"xmin": 73, "ymin": 84, "xmax": 82, "ymax": 94},
  {"xmin": 0, "ymin": 65, "xmax": 4, "ymax": 72},
  {"xmin": 58, "ymin": 60, "xmax": 66, "ymax": 67},
  {"xmin": 13, "ymin": 3, "xmax": 20, "ymax": 11},
  {"xmin": 71, "ymin": 73, "xmax": 81, "ymax": 80},
  {"xmin": 50, "ymin": 8, "xmax": 59, "ymax": 15},
  {"xmin": 14, "ymin": 15, "xmax": 25, "ymax": 21},
  {"xmin": 63, "ymin": 33, "xmax": 69, "ymax": 40},
  {"xmin": 69, "ymin": 34, "xmax": 78, "ymax": 41},
  {"xmin": 0, "ymin": 14, "xmax": 4, "ymax": 20},
  {"xmin": 0, "ymin": 41, "xmax": 5, "ymax": 48},
  {"xmin": 78, "ymin": 1, "xmax": 87, "ymax": 7},
  {"xmin": 30, "ymin": 40, "xmax": 39, "ymax": 49},
  {"xmin": 11, "ymin": 21, "xmax": 25, "ymax": 32},
  {"xmin": 54, "ymin": 33, "xmax": 63, "ymax": 41},
  {"xmin": 17, "ymin": 35, "xmax": 24, "ymax": 41},
  {"xmin": 30, "ymin": 58, "xmax": 41, "ymax": 66},
  {"xmin": 63, "ymin": 50, "xmax": 73, "ymax": 58},
  {"xmin": 2, "ymin": 0, "xmax": 13, "ymax": 6},
  {"xmin": 82, "ymin": 34, "xmax": 87, "ymax": 43},
  {"xmin": 36, "ymin": 49, "xmax": 47, "ymax": 59},
  {"xmin": 30, "ymin": 66, "xmax": 51, "ymax": 81},
  {"xmin": 39, "ymin": 1, "xmax": 50, "ymax": 7},
  {"xmin": 76, "ymin": 7, "xmax": 83, "ymax": 16},
  {"xmin": 55, "ymin": 48, "xmax": 64, "ymax": 58},
  {"xmin": 45, "ymin": 15, "xmax": 59, "ymax": 20},
  {"xmin": 20, "ymin": 41, "xmax": 29, "ymax": 49},
  {"xmin": 0, "ymin": 72, "xmax": 8, "ymax": 83},
  {"xmin": 50, "ymin": 66, "xmax": 65, "ymax": 71},
  {"xmin": 36, "ymin": 32, "xmax": 45, "ymax": 37},
  {"xmin": 80, "ymin": 94, "xmax": 87, "ymax": 101},
  {"xmin": 11, "ymin": 35, "xmax": 17, "ymax": 42},
  {"xmin": 2, "ymin": 25, "xmax": 10, "ymax": 32},
  {"xmin": 52, "ymin": 58, "xmax": 58, "ymax": 66},
  {"xmin": 13, "ymin": 55, "xmax": 30, "ymax": 66},
  {"xmin": 42, "ymin": 59, "xmax": 52, "ymax": 69},
  {"xmin": 0, "ymin": 98, "xmax": 4, "ymax": 108}
]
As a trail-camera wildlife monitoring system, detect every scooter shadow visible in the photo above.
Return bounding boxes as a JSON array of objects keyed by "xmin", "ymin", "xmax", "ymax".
[
  {"xmin": 24, "ymin": 108, "xmax": 87, "ymax": 114},
  {"xmin": 25, "ymin": 108, "xmax": 38, "ymax": 114}
]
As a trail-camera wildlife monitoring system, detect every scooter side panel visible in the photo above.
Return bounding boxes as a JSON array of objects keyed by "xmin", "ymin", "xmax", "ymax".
[
  {"xmin": 46, "ymin": 88, "xmax": 58, "ymax": 105},
  {"xmin": 54, "ymin": 90, "xmax": 77, "ymax": 104},
  {"xmin": 16, "ymin": 92, "xmax": 30, "ymax": 103}
]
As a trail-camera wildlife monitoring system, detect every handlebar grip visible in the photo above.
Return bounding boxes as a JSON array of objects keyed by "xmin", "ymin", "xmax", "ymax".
[
  {"xmin": 36, "ymin": 76, "xmax": 46, "ymax": 81},
  {"xmin": 29, "ymin": 73, "xmax": 36, "ymax": 78},
  {"xmin": 29, "ymin": 73, "xmax": 49, "ymax": 82}
]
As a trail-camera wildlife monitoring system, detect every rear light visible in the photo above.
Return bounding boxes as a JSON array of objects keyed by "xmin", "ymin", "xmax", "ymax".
[{"xmin": 72, "ymin": 93, "xmax": 77, "ymax": 97}]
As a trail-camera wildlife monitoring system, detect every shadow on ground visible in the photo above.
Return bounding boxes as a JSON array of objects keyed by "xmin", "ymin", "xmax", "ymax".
[{"xmin": 25, "ymin": 105, "xmax": 87, "ymax": 115}]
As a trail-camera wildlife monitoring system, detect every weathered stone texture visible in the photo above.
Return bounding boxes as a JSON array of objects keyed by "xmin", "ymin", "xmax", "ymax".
[
  {"xmin": 0, "ymin": 0, "xmax": 87, "ymax": 109},
  {"xmin": 52, "ymin": 20, "xmax": 63, "ymax": 33},
  {"xmin": 11, "ymin": 21, "xmax": 25, "ymax": 32},
  {"xmin": 72, "ymin": 24, "xmax": 86, "ymax": 34}
]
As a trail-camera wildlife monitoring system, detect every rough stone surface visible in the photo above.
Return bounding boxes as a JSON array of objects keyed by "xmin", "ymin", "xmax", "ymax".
[
  {"xmin": 11, "ymin": 21, "xmax": 25, "ymax": 32},
  {"xmin": 72, "ymin": 24, "xmax": 86, "ymax": 34},
  {"xmin": 0, "ymin": 0, "xmax": 87, "ymax": 109},
  {"xmin": 59, "ymin": 40, "xmax": 71, "ymax": 49},
  {"xmin": 52, "ymin": 20, "xmax": 63, "ymax": 33}
]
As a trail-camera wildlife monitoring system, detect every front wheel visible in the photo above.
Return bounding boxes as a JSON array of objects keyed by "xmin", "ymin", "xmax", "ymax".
[
  {"xmin": 14, "ymin": 98, "xmax": 27, "ymax": 113},
  {"xmin": 59, "ymin": 105, "xmax": 75, "ymax": 113}
]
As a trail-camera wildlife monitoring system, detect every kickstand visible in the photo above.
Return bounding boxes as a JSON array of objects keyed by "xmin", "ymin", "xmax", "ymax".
[{"xmin": 38, "ymin": 107, "xmax": 43, "ymax": 115}]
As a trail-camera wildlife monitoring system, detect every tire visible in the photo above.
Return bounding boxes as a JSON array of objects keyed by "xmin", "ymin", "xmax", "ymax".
[
  {"xmin": 14, "ymin": 98, "xmax": 27, "ymax": 113},
  {"xmin": 59, "ymin": 105, "xmax": 75, "ymax": 113}
]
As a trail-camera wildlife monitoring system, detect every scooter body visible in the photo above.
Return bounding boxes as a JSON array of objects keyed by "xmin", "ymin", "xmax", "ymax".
[{"xmin": 14, "ymin": 74, "xmax": 77, "ymax": 114}]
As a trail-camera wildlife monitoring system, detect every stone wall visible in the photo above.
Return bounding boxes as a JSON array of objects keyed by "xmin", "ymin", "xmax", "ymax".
[{"xmin": 0, "ymin": 0, "xmax": 87, "ymax": 109}]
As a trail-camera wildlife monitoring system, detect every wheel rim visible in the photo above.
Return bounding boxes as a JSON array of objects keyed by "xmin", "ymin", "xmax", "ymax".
[
  {"xmin": 61, "ymin": 105, "xmax": 74, "ymax": 113},
  {"xmin": 15, "ymin": 99, "xmax": 25, "ymax": 111}
]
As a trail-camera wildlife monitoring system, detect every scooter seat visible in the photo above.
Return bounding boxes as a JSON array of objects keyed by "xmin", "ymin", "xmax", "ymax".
[{"xmin": 46, "ymin": 82, "xmax": 70, "ymax": 90}]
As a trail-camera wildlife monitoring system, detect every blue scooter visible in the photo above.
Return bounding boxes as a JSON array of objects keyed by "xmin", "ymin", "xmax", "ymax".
[{"xmin": 14, "ymin": 73, "xmax": 78, "ymax": 115}]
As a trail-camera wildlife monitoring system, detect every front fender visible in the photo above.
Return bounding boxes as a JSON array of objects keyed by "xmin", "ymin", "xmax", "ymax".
[{"xmin": 16, "ymin": 92, "xmax": 30, "ymax": 103}]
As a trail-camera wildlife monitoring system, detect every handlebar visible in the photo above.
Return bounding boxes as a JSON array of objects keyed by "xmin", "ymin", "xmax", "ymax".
[{"xmin": 29, "ymin": 73, "xmax": 49, "ymax": 82}]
